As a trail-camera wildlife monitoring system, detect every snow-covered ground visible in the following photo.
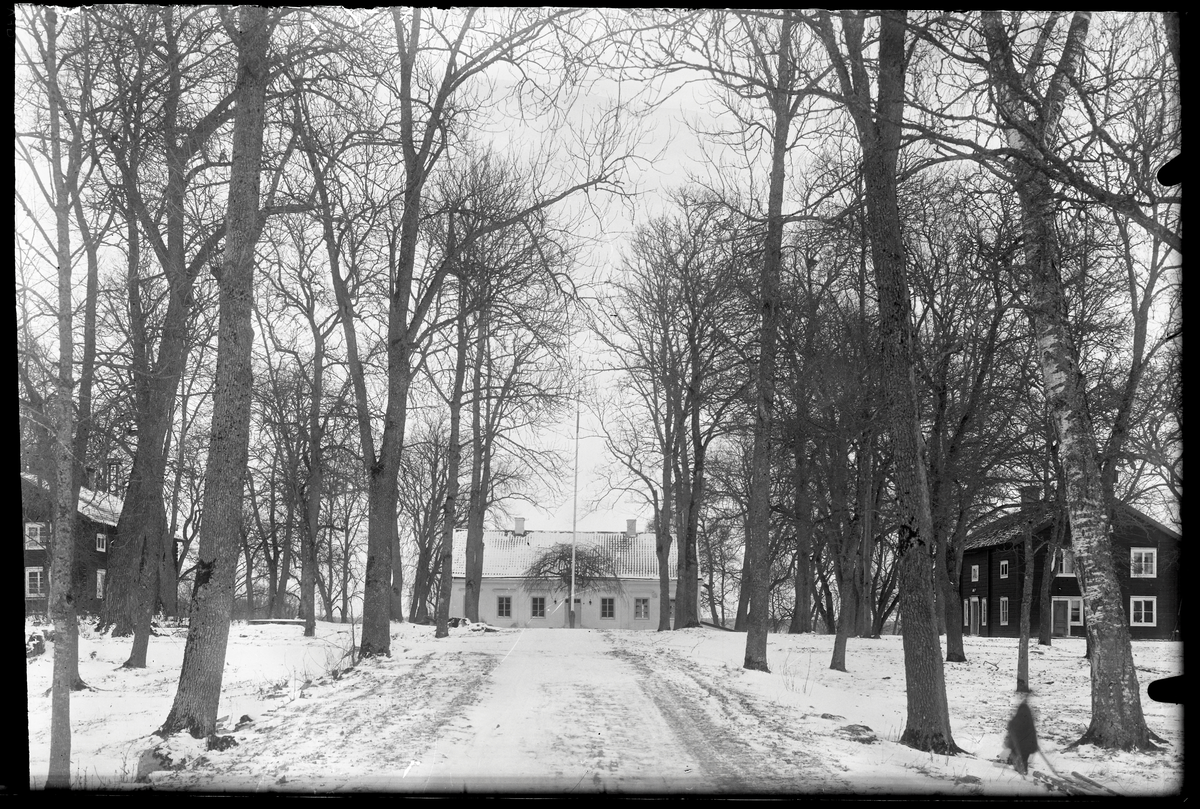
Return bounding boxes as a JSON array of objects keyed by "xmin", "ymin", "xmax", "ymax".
[{"xmin": 25, "ymin": 619, "xmax": 1183, "ymax": 795}]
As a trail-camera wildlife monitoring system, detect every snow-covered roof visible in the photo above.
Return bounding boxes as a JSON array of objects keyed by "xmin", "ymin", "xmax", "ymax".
[
  {"xmin": 964, "ymin": 501, "xmax": 1181, "ymax": 551},
  {"xmin": 963, "ymin": 506, "xmax": 1053, "ymax": 551},
  {"xmin": 450, "ymin": 530, "xmax": 678, "ymax": 581},
  {"xmin": 21, "ymin": 472, "xmax": 123, "ymax": 527}
]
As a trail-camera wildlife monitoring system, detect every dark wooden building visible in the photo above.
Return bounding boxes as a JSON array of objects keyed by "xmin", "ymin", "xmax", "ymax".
[
  {"xmin": 960, "ymin": 500, "xmax": 1181, "ymax": 641},
  {"xmin": 21, "ymin": 473, "xmax": 121, "ymax": 618}
]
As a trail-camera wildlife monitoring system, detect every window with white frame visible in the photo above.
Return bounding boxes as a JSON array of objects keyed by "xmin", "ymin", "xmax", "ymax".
[
  {"xmin": 96, "ymin": 569, "xmax": 106, "ymax": 599},
  {"xmin": 25, "ymin": 567, "xmax": 46, "ymax": 598},
  {"xmin": 24, "ymin": 522, "xmax": 47, "ymax": 550},
  {"xmin": 1055, "ymin": 549, "xmax": 1076, "ymax": 577},
  {"xmin": 1000, "ymin": 597, "xmax": 1009, "ymax": 626},
  {"xmin": 1130, "ymin": 548, "xmax": 1157, "ymax": 578},
  {"xmin": 1130, "ymin": 597, "xmax": 1156, "ymax": 626},
  {"xmin": 1000, "ymin": 559, "xmax": 1009, "ymax": 579},
  {"xmin": 963, "ymin": 600, "xmax": 969, "ymax": 626},
  {"xmin": 634, "ymin": 598, "xmax": 650, "ymax": 619},
  {"xmin": 531, "ymin": 596, "xmax": 545, "ymax": 618},
  {"xmin": 96, "ymin": 532, "xmax": 107, "ymax": 552},
  {"xmin": 497, "ymin": 595, "xmax": 512, "ymax": 618},
  {"xmin": 971, "ymin": 564, "xmax": 979, "ymax": 582},
  {"xmin": 600, "ymin": 597, "xmax": 615, "ymax": 619},
  {"xmin": 981, "ymin": 598, "xmax": 988, "ymax": 626}
]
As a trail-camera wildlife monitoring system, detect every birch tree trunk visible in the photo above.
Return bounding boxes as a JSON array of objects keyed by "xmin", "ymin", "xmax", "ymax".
[
  {"xmin": 160, "ymin": 6, "xmax": 270, "ymax": 737},
  {"xmin": 981, "ymin": 10, "xmax": 1156, "ymax": 750}
]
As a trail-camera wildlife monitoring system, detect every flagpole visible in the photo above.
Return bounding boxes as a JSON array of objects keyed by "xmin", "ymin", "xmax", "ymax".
[{"xmin": 570, "ymin": 405, "xmax": 579, "ymax": 628}]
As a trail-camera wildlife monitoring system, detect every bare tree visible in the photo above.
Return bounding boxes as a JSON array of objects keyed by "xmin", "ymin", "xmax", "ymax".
[
  {"xmin": 980, "ymin": 10, "xmax": 1158, "ymax": 751},
  {"xmin": 160, "ymin": 6, "xmax": 274, "ymax": 738},
  {"xmin": 21, "ymin": 6, "xmax": 80, "ymax": 786},
  {"xmin": 594, "ymin": 191, "xmax": 749, "ymax": 631},
  {"xmin": 809, "ymin": 9, "xmax": 961, "ymax": 753},
  {"xmin": 521, "ymin": 544, "xmax": 625, "ymax": 601}
]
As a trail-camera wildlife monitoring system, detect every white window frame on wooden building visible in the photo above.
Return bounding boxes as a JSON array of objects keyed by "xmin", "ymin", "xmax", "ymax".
[
  {"xmin": 1130, "ymin": 596, "xmax": 1157, "ymax": 627},
  {"xmin": 25, "ymin": 567, "xmax": 47, "ymax": 598},
  {"xmin": 999, "ymin": 597, "xmax": 1009, "ymax": 625},
  {"xmin": 1130, "ymin": 548, "xmax": 1157, "ymax": 578},
  {"xmin": 999, "ymin": 559, "xmax": 1009, "ymax": 579},
  {"xmin": 24, "ymin": 522, "xmax": 47, "ymax": 550}
]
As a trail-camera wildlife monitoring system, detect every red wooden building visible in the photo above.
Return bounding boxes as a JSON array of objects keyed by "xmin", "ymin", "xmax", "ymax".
[
  {"xmin": 21, "ymin": 473, "xmax": 121, "ymax": 618},
  {"xmin": 959, "ymin": 498, "xmax": 1181, "ymax": 641}
]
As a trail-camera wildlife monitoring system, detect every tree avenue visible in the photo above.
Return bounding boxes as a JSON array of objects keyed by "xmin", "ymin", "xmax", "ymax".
[{"xmin": 15, "ymin": 10, "xmax": 1178, "ymax": 780}]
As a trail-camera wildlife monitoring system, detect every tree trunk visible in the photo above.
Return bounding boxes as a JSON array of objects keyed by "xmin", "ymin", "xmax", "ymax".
[
  {"xmin": 435, "ymin": 287, "xmax": 470, "ymax": 639},
  {"xmin": 853, "ymin": 430, "xmax": 875, "ymax": 639},
  {"xmin": 1021, "ymin": 173, "xmax": 1153, "ymax": 748},
  {"xmin": 463, "ymin": 308, "xmax": 488, "ymax": 622},
  {"xmin": 941, "ymin": 518, "xmax": 968, "ymax": 660},
  {"xmin": 940, "ymin": 553, "xmax": 966, "ymax": 661},
  {"xmin": 734, "ymin": 531, "xmax": 751, "ymax": 632},
  {"xmin": 789, "ymin": 436, "xmax": 813, "ymax": 634},
  {"xmin": 390, "ymin": 520, "xmax": 406, "ymax": 623},
  {"xmin": 743, "ymin": 11, "xmax": 794, "ymax": 673},
  {"xmin": 159, "ymin": 7, "xmax": 269, "ymax": 737},
  {"xmin": 982, "ymin": 10, "xmax": 1154, "ymax": 750},
  {"xmin": 655, "ymin": 489, "xmax": 673, "ymax": 631},
  {"xmin": 674, "ymin": 457, "xmax": 704, "ymax": 630},
  {"xmin": 44, "ymin": 7, "xmax": 76, "ymax": 784},
  {"xmin": 818, "ymin": 9, "xmax": 960, "ymax": 752},
  {"xmin": 105, "ymin": 8, "xmax": 213, "ymax": 664},
  {"xmin": 409, "ymin": 540, "xmax": 433, "ymax": 624},
  {"xmin": 829, "ymin": 572, "xmax": 857, "ymax": 672},
  {"xmin": 302, "ymin": 333, "xmax": 324, "ymax": 636},
  {"xmin": 1037, "ymin": 512, "xmax": 1064, "ymax": 645},
  {"xmin": 1017, "ymin": 517, "xmax": 1035, "ymax": 692}
]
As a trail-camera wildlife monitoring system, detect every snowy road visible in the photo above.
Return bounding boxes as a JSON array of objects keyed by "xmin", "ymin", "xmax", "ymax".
[
  {"xmin": 401, "ymin": 629, "xmax": 846, "ymax": 793},
  {"xmin": 30, "ymin": 621, "xmax": 1183, "ymax": 794}
]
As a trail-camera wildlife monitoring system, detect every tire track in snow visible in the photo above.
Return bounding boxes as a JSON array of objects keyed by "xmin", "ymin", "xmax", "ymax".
[{"xmin": 607, "ymin": 637, "xmax": 847, "ymax": 793}]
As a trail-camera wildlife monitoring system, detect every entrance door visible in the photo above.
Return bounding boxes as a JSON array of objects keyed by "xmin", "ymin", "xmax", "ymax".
[
  {"xmin": 969, "ymin": 597, "xmax": 980, "ymax": 635},
  {"xmin": 1052, "ymin": 599, "xmax": 1069, "ymax": 636}
]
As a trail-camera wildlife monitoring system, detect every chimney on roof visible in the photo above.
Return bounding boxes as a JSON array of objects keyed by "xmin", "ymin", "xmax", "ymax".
[
  {"xmin": 1020, "ymin": 486, "xmax": 1041, "ymax": 511},
  {"xmin": 626, "ymin": 519, "xmax": 637, "ymax": 538},
  {"xmin": 514, "ymin": 516, "xmax": 525, "ymax": 536}
]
